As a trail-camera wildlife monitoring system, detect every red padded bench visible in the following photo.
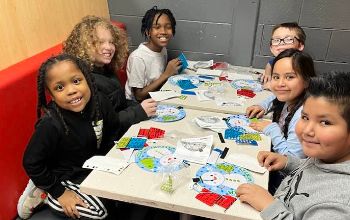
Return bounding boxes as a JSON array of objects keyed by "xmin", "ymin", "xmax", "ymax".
[{"xmin": 0, "ymin": 21, "xmax": 126, "ymax": 220}]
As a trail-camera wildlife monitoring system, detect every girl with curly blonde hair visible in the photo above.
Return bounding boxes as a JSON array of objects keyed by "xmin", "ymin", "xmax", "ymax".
[{"xmin": 63, "ymin": 15, "xmax": 157, "ymax": 130}]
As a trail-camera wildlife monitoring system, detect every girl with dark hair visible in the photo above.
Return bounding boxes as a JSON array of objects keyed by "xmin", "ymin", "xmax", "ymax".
[
  {"xmin": 18, "ymin": 54, "xmax": 124, "ymax": 219},
  {"xmin": 125, "ymin": 6, "xmax": 182, "ymax": 102},
  {"xmin": 246, "ymin": 49, "xmax": 316, "ymax": 193},
  {"xmin": 246, "ymin": 48, "xmax": 316, "ymax": 158}
]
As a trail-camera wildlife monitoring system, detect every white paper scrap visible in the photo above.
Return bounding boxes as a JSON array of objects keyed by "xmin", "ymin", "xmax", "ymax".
[
  {"xmin": 120, "ymin": 148, "xmax": 134, "ymax": 162},
  {"xmin": 149, "ymin": 91, "xmax": 180, "ymax": 101},
  {"xmin": 224, "ymin": 153, "xmax": 267, "ymax": 173},
  {"xmin": 83, "ymin": 156, "xmax": 130, "ymax": 175},
  {"xmin": 207, "ymin": 150, "xmax": 220, "ymax": 165},
  {"xmin": 196, "ymin": 68, "xmax": 222, "ymax": 77},
  {"xmin": 215, "ymin": 98, "xmax": 244, "ymax": 107},
  {"xmin": 227, "ymin": 72, "xmax": 254, "ymax": 80}
]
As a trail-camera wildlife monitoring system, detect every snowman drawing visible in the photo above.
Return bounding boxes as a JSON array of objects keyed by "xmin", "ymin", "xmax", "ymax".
[
  {"xmin": 156, "ymin": 107, "xmax": 180, "ymax": 117},
  {"xmin": 201, "ymin": 171, "xmax": 247, "ymax": 189}
]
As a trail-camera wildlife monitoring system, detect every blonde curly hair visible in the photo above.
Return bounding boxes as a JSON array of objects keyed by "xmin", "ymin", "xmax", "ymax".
[{"xmin": 62, "ymin": 15, "xmax": 128, "ymax": 72}]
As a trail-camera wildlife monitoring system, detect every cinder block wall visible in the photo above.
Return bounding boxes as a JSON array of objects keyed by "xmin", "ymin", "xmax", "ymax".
[
  {"xmin": 253, "ymin": 0, "xmax": 350, "ymax": 72},
  {"xmin": 109, "ymin": 0, "xmax": 350, "ymax": 72},
  {"xmin": 108, "ymin": 0, "xmax": 259, "ymax": 66}
]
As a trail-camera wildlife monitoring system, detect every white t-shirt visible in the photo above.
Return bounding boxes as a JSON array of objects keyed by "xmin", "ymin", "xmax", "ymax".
[{"xmin": 125, "ymin": 42, "xmax": 167, "ymax": 100}]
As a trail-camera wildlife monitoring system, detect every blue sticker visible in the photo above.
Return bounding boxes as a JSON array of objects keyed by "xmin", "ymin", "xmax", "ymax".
[
  {"xmin": 181, "ymin": 90, "xmax": 196, "ymax": 95},
  {"xmin": 195, "ymin": 163, "xmax": 254, "ymax": 197},
  {"xmin": 150, "ymin": 105, "xmax": 186, "ymax": 122},
  {"xmin": 168, "ymin": 74, "xmax": 202, "ymax": 87},
  {"xmin": 177, "ymin": 80, "xmax": 197, "ymax": 90},
  {"xmin": 127, "ymin": 137, "xmax": 147, "ymax": 149},
  {"xmin": 231, "ymin": 79, "xmax": 263, "ymax": 92},
  {"xmin": 178, "ymin": 53, "xmax": 188, "ymax": 73},
  {"xmin": 235, "ymin": 139, "xmax": 258, "ymax": 146},
  {"xmin": 135, "ymin": 146, "xmax": 184, "ymax": 173},
  {"xmin": 224, "ymin": 127, "xmax": 247, "ymax": 140}
]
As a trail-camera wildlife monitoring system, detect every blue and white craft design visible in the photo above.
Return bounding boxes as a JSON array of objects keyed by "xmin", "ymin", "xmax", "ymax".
[
  {"xmin": 195, "ymin": 163, "xmax": 254, "ymax": 197},
  {"xmin": 150, "ymin": 105, "xmax": 186, "ymax": 122},
  {"xmin": 177, "ymin": 53, "xmax": 189, "ymax": 73},
  {"xmin": 135, "ymin": 146, "xmax": 184, "ymax": 173},
  {"xmin": 168, "ymin": 74, "xmax": 202, "ymax": 87},
  {"xmin": 231, "ymin": 79, "xmax": 263, "ymax": 92},
  {"xmin": 224, "ymin": 115, "xmax": 261, "ymax": 133}
]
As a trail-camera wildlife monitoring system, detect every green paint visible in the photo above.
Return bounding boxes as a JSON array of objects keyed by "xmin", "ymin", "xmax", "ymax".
[
  {"xmin": 216, "ymin": 164, "xmax": 234, "ymax": 173},
  {"xmin": 140, "ymin": 158, "xmax": 155, "ymax": 169}
]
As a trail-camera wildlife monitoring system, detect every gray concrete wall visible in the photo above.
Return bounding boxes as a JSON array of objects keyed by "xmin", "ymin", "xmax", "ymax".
[
  {"xmin": 109, "ymin": 0, "xmax": 350, "ymax": 73},
  {"xmin": 253, "ymin": 0, "xmax": 350, "ymax": 73},
  {"xmin": 108, "ymin": 0, "xmax": 259, "ymax": 66}
]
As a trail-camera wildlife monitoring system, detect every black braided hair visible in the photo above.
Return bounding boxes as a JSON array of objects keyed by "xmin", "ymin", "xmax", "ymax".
[
  {"xmin": 141, "ymin": 6, "xmax": 176, "ymax": 40},
  {"xmin": 37, "ymin": 54, "xmax": 100, "ymax": 135},
  {"xmin": 268, "ymin": 48, "xmax": 316, "ymax": 138}
]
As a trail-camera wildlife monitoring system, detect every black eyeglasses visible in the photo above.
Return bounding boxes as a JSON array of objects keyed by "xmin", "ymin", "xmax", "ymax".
[{"xmin": 270, "ymin": 36, "xmax": 300, "ymax": 46}]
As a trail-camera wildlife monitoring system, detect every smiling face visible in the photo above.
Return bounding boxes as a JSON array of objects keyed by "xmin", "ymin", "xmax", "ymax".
[
  {"xmin": 270, "ymin": 57, "xmax": 307, "ymax": 106},
  {"xmin": 46, "ymin": 60, "xmax": 91, "ymax": 112},
  {"xmin": 296, "ymin": 97, "xmax": 350, "ymax": 163},
  {"xmin": 270, "ymin": 27, "xmax": 304, "ymax": 57},
  {"xmin": 201, "ymin": 172, "xmax": 225, "ymax": 186},
  {"xmin": 93, "ymin": 25, "xmax": 116, "ymax": 67},
  {"xmin": 146, "ymin": 13, "xmax": 173, "ymax": 52}
]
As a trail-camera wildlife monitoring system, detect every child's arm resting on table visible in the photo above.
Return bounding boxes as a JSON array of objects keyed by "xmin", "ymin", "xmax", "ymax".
[{"xmin": 133, "ymin": 58, "xmax": 182, "ymax": 102}]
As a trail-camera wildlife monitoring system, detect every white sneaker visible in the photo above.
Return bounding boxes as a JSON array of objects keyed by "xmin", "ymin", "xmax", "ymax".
[{"xmin": 17, "ymin": 179, "xmax": 47, "ymax": 219}]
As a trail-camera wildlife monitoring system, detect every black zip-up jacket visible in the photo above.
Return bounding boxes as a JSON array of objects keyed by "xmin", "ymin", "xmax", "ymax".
[
  {"xmin": 93, "ymin": 66, "xmax": 148, "ymax": 129},
  {"xmin": 23, "ymin": 92, "xmax": 124, "ymax": 199}
]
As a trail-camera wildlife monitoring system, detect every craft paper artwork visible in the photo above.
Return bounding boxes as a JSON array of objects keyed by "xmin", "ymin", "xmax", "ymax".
[
  {"xmin": 174, "ymin": 135, "xmax": 213, "ymax": 165},
  {"xmin": 195, "ymin": 90, "xmax": 215, "ymax": 101},
  {"xmin": 83, "ymin": 156, "xmax": 130, "ymax": 175},
  {"xmin": 135, "ymin": 146, "xmax": 184, "ymax": 173},
  {"xmin": 224, "ymin": 115, "xmax": 261, "ymax": 133},
  {"xmin": 178, "ymin": 53, "xmax": 189, "ymax": 73},
  {"xmin": 224, "ymin": 153, "xmax": 267, "ymax": 174},
  {"xmin": 150, "ymin": 105, "xmax": 186, "ymax": 122},
  {"xmin": 195, "ymin": 116, "xmax": 228, "ymax": 130},
  {"xmin": 195, "ymin": 188, "xmax": 236, "ymax": 209},
  {"xmin": 168, "ymin": 74, "xmax": 202, "ymax": 87},
  {"xmin": 231, "ymin": 79, "xmax": 263, "ymax": 92},
  {"xmin": 195, "ymin": 163, "xmax": 254, "ymax": 197},
  {"xmin": 138, "ymin": 127, "xmax": 165, "ymax": 139},
  {"xmin": 177, "ymin": 80, "xmax": 197, "ymax": 90}
]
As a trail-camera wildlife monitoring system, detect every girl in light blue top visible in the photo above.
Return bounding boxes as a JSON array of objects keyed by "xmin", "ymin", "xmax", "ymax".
[{"xmin": 246, "ymin": 49, "xmax": 316, "ymax": 159}]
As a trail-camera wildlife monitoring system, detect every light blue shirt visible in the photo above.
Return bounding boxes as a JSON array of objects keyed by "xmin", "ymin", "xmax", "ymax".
[{"xmin": 257, "ymin": 95, "xmax": 306, "ymax": 158}]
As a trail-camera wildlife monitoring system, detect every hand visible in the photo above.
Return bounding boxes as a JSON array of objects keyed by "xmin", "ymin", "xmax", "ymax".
[
  {"xmin": 246, "ymin": 105, "xmax": 265, "ymax": 119},
  {"xmin": 259, "ymin": 73, "xmax": 271, "ymax": 84},
  {"xmin": 263, "ymin": 81, "xmax": 271, "ymax": 91},
  {"xmin": 257, "ymin": 151, "xmax": 287, "ymax": 171},
  {"xmin": 236, "ymin": 183, "xmax": 274, "ymax": 211},
  {"xmin": 141, "ymin": 98, "xmax": 158, "ymax": 117},
  {"xmin": 57, "ymin": 190, "xmax": 87, "ymax": 219},
  {"xmin": 249, "ymin": 120, "xmax": 271, "ymax": 132},
  {"xmin": 164, "ymin": 58, "xmax": 182, "ymax": 77}
]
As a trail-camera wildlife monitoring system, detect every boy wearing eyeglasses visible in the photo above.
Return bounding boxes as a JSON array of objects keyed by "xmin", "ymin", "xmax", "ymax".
[{"xmin": 259, "ymin": 22, "xmax": 306, "ymax": 88}]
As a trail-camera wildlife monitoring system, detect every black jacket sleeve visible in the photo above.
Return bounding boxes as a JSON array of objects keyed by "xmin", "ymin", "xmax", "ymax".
[
  {"xmin": 94, "ymin": 73, "xmax": 148, "ymax": 129},
  {"xmin": 23, "ymin": 115, "xmax": 66, "ymax": 198}
]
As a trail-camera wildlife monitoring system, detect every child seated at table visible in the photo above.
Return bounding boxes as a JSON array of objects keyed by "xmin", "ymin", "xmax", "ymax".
[
  {"xmin": 125, "ymin": 6, "xmax": 182, "ymax": 102},
  {"xmin": 17, "ymin": 54, "xmax": 125, "ymax": 219},
  {"xmin": 246, "ymin": 49, "xmax": 316, "ymax": 193},
  {"xmin": 237, "ymin": 70, "xmax": 350, "ymax": 219},
  {"xmin": 259, "ymin": 22, "xmax": 306, "ymax": 89}
]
